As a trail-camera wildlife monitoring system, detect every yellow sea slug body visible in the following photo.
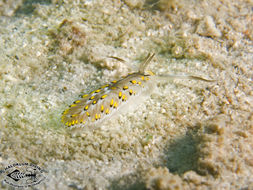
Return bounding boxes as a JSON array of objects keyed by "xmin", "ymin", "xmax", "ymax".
[
  {"xmin": 61, "ymin": 53, "xmax": 213, "ymax": 128},
  {"xmin": 62, "ymin": 73, "xmax": 154, "ymax": 127},
  {"xmin": 61, "ymin": 54, "xmax": 156, "ymax": 128}
]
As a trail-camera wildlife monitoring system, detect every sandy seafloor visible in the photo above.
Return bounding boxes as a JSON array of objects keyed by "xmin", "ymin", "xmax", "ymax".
[{"xmin": 0, "ymin": 0, "xmax": 252, "ymax": 189}]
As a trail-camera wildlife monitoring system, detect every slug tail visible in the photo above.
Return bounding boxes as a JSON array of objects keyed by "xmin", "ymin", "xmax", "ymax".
[{"xmin": 157, "ymin": 74, "xmax": 215, "ymax": 82}]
